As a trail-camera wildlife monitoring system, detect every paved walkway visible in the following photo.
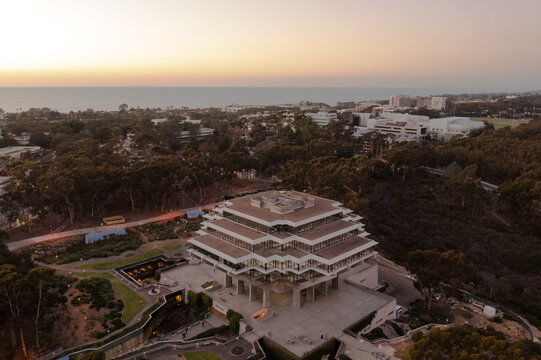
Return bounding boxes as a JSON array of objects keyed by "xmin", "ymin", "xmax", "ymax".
[{"xmin": 7, "ymin": 203, "xmax": 217, "ymax": 251}]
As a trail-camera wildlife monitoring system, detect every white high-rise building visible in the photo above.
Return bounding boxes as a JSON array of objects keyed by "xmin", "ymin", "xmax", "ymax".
[
  {"xmin": 430, "ymin": 97, "xmax": 447, "ymax": 110},
  {"xmin": 389, "ymin": 95, "xmax": 412, "ymax": 108}
]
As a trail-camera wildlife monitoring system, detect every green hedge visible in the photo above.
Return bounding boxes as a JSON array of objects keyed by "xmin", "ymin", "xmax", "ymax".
[
  {"xmin": 345, "ymin": 311, "xmax": 376, "ymax": 334},
  {"xmin": 226, "ymin": 309, "xmax": 243, "ymax": 335},
  {"xmin": 189, "ymin": 325, "xmax": 229, "ymax": 340},
  {"xmin": 187, "ymin": 290, "xmax": 213, "ymax": 317}
]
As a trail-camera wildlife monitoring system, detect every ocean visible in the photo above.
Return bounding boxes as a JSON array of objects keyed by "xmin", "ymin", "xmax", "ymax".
[{"xmin": 0, "ymin": 87, "xmax": 459, "ymax": 112}]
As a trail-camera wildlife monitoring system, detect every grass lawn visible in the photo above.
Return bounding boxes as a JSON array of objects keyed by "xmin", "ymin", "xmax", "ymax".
[
  {"xmin": 73, "ymin": 272, "xmax": 147, "ymax": 323},
  {"xmin": 472, "ymin": 117, "xmax": 530, "ymax": 129},
  {"xmin": 77, "ymin": 249, "xmax": 164, "ymax": 270},
  {"xmin": 160, "ymin": 243, "xmax": 182, "ymax": 251},
  {"xmin": 182, "ymin": 351, "xmax": 222, "ymax": 360}
]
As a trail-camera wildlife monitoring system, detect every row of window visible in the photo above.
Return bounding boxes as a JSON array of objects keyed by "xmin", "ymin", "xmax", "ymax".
[{"xmin": 207, "ymin": 226, "xmax": 358, "ymax": 255}]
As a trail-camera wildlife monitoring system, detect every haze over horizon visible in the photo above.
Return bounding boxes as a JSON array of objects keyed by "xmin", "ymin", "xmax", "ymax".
[{"xmin": 1, "ymin": 0, "xmax": 540, "ymax": 90}]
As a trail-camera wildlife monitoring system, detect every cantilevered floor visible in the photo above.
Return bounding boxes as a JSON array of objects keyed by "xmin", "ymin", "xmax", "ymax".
[
  {"xmin": 314, "ymin": 236, "xmax": 374, "ymax": 260},
  {"xmin": 191, "ymin": 234, "xmax": 250, "ymax": 260}
]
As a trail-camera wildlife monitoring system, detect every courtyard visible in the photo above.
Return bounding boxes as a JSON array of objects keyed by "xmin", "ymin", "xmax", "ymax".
[{"xmin": 162, "ymin": 260, "xmax": 395, "ymax": 357}]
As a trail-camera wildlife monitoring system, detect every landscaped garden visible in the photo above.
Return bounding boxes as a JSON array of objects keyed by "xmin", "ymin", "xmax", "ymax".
[
  {"xmin": 72, "ymin": 273, "xmax": 147, "ymax": 323},
  {"xmin": 230, "ymin": 346, "xmax": 245, "ymax": 355},
  {"xmin": 37, "ymin": 232, "xmax": 143, "ymax": 264},
  {"xmin": 70, "ymin": 277, "xmax": 125, "ymax": 338}
]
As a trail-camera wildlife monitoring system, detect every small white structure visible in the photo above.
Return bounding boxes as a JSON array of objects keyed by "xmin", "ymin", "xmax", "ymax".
[
  {"xmin": 151, "ymin": 118, "xmax": 168, "ymax": 126},
  {"xmin": 182, "ymin": 116, "xmax": 201, "ymax": 124},
  {"xmin": 223, "ymin": 105, "xmax": 245, "ymax": 113},
  {"xmin": 483, "ymin": 305, "xmax": 497, "ymax": 317},
  {"xmin": 307, "ymin": 111, "xmax": 337, "ymax": 126}
]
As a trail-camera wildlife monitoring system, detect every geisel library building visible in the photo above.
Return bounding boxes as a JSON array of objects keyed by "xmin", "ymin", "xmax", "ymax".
[{"xmin": 188, "ymin": 190, "xmax": 388, "ymax": 310}]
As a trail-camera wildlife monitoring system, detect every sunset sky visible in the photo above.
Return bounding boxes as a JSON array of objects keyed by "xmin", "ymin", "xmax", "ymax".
[{"xmin": 1, "ymin": 0, "xmax": 540, "ymax": 89}]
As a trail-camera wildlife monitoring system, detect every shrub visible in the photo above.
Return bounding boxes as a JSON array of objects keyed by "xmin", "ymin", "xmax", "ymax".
[
  {"xmin": 189, "ymin": 325, "xmax": 229, "ymax": 340},
  {"xmin": 345, "ymin": 311, "xmax": 376, "ymax": 334},
  {"xmin": 226, "ymin": 309, "xmax": 243, "ymax": 335},
  {"xmin": 412, "ymin": 330, "xmax": 424, "ymax": 342},
  {"xmin": 230, "ymin": 346, "xmax": 245, "ymax": 355}
]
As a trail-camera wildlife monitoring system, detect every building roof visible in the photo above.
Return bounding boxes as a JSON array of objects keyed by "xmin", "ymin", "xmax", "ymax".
[
  {"xmin": 209, "ymin": 218, "xmax": 266, "ymax": 240},
  {"xmin": 187, "ymin": 207, "xmax": 205, "ymax": 219},
  {"xmin": 224, "ymin": 190, "xmax": 341, "ymax": 225},
  {"xmin": 300, "ymin": 220, "xmax": 355, "ymax": 241},
  {"xmin": 314, "ymin": 236, "xmax": 372, "ymax": 260},
  {"xmin": 192, "ymin": 234, "xmax": 250, "ymax": 259},
  {"xmin": 85, "ymin": 228, "xmax": 127, "ymax": 244}
]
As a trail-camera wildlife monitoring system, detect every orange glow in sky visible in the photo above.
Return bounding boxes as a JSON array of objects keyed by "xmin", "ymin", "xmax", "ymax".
[{"xmin": 1, "ymin": 0, "xmax": 540, "ymax": 88}]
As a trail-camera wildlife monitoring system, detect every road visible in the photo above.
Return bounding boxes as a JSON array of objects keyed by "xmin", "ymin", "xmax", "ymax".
[
  {"xmin": 420, "ymin": 167, "xmax": 499, "ymax": 192},
  {"xmin": 7, "ymin": 203, "xmax": 217, "ymax": 251}
]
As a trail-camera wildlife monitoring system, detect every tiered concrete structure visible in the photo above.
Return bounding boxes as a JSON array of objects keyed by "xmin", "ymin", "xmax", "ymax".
[{"xmin": 188, "ymin": 191, "xmax": 379, "ymax": 309}]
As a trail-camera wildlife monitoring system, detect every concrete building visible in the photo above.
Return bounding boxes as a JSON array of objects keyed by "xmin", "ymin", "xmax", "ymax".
[
  {"xmin": 178, "ymin": 127, "xmax": 214, "ymax": 143},
  {"xmin": 352, "ymin": 112, "xmax": 371, "ymax": 127},
  {"xmin": 223, "ymin": 105, "xmax": 245, "ymax": 113},
  {"xmin": 188, "ymin": 190, "xmax": 381, "ymax": 310},
  {"xmin": 416, "ymin": 97, "xmax": 432, "ymax": 108},
  {"xmin": 389, "ymin": 95, "xmax": 412, "ymax": 108},
  {"xmin": 307, "ymin": 112, "xmax": 337, "ymax": 126},
  {"xmin": 416, "ymin": 96, "xmax": 447, "ymax": 110},
  {"xmin": 431, "ymin": 96, "xmax": 447, "ymax": 110},
  {"xmin": 380, "ymin": 112, "xmax": 429, "ymax": 123},
  {"xmin": 366, "ymin": 118, "xmax": 428, "ymax": 139},
  {"xmin": 429, "ymin": 117, "xmax": 485, "ymax": 140}
]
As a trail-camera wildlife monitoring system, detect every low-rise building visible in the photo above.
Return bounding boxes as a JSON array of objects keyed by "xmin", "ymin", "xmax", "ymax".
[
  {"xmin": 366, "ymin": 118, "xmax": 428, "ymax": 139},
  {"xmin": 428, "ymin": 117, "xmax": 484, "ymax": 140},
  {"xmin": 307, "ymin": 111, "xmax": 337, "ymax": 126},
  {"xmin": 352, "ymin": 112, "xmax": 371, "ymax": 127}
]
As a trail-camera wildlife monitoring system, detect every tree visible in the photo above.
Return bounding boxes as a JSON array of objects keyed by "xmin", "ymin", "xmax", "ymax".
[
  {"xmin": 408, "ymin": 249, "xmax": 474, "ymax": 309},
  {"xmin": 28, "ymin": 266, "xmax": 55, "ymax": 352},
  {"xmin": 79, "ymin": 350, "xmax": 106, "ymax": 360},
  {"xmin": 118, "ymin": 103, "xmax": 128, "ymax": 112}
]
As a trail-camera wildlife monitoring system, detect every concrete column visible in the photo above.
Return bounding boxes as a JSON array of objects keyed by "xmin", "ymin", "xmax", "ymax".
[
  {"xmin": 225, "ymin": 274, "xmax": 232, "ymax": 288},
  {"xmin": 331, "ymin": 276, "xmax": 339, "ymax": 289},
  {"xmin": 249, "ymin": 284, "xmax": 257, "ymax": 301},
  {"xmin": 292, "ymin": 288, "xmax": 301, "ymax": 309},
  {"xmin": 306, "ymin": 285, "xmax": 315, "ymax": 302},
  {"xmin": 236, "ymin": 280, "xmax": 245, "ymax": 295},
  {"xmin": 262, "ymin": 288, "xmax": 270, "ymax": 308},
  {"xmin": 319, "ymin": 281, "xmax": 328, "ymax": 296}
]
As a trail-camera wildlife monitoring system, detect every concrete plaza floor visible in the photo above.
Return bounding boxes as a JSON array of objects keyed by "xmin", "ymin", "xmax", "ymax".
[{"xmin": 162, "ymin": 261, "xmax": 394, "ymax": 357}]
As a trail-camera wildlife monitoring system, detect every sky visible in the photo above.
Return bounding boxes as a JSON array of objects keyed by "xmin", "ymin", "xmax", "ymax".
[{"xmin": 1, "ymin": 0, "xmax": 540, "ymax": 89}]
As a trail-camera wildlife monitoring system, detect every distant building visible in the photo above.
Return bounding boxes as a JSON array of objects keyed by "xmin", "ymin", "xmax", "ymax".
[
  {"xmin": 234, "ymin": 168, "xmax": 257, "ymax": 181},
  {"xmin": 416, "ymin": 96, "xmax": 447, "ymax": 110},
  {"xmin": 430, "ymin": 96, "xmax": 447, "ymax": 110},
  {"xmin": 0, "ymin": 146, "xmax": 41, "ymax": 159},
  {"xmin": 223, "ymin": 105, "xmax": 244, "ymax": 113},
  {"xmin": 367, "ymin": 118, "xmax": 428, "ymax": 139},
  {"xmin": 428, "ymin": 117, "xmax": 484, "ymax": 140},
  {"xmin": 389, "ymin": 95, "xmax": 412, "ymax": 108},
  {"xmin": 352, "ymin": 112, "xmax": 371, "ymax": 127},
  {"xmin": 151, "ymin": 118, "xmax": 168, "ymax": 126},
  {"xmin": 178, "ymin": 127, "xmax": 214, "ymax": 143},
  {"xmin": 307, "ymin": 111, "xmax": 337, "ymax": 126},
  {"xmin": 380, "ymin": 112, "xmax": 429, "ymax": 123},
  {"xmin": 416, "ymin": 97, "xmax": 432, "ymax": 108},
  {"xmin": 182, "ymin": 116, "xmax": 201, "ymax": 124}
]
